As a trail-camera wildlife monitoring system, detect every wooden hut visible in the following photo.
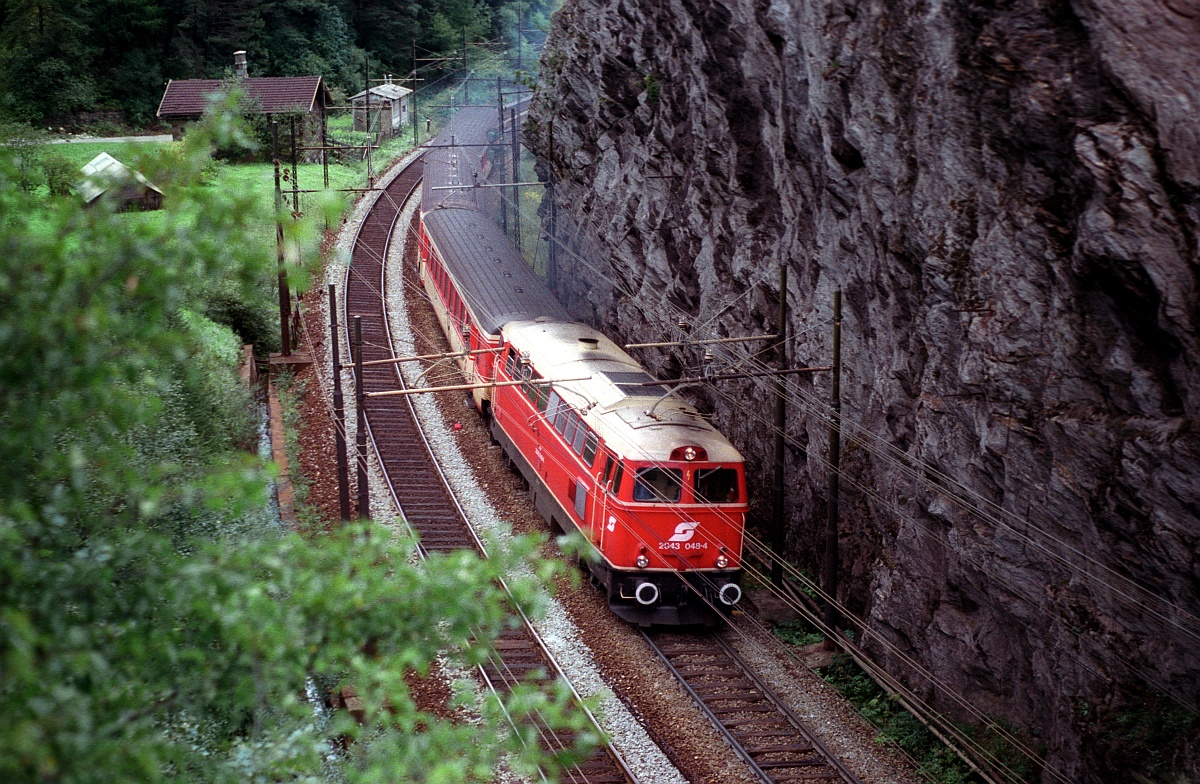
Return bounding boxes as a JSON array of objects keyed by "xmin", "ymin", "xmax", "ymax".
[{"xmin": 79, "ymin": 153, "xmax": 164, "ymax": 211}]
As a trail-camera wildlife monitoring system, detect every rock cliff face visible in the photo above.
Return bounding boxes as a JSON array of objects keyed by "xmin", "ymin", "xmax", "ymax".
[{"xmin": 528, "ymin": 0, "xmax": 1200, "ymax": 779}]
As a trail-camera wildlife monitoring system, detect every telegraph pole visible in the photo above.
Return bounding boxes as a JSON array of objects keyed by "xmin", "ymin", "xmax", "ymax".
[
  {"xmin": 354, "ymin": 316, "xmax": 370, "ymax": 520},
  {"xmin": 272, "ymin": 121, "xmax": 291, "ymax": 357},
  {"xmin": 412, "ymin": 41, "xmax": 419, "ymax": 145},
  {"xmin": 329, "ymin": 285, "xmax": 351, "ymax": 521},
  {"xmin": 772, "ymin": 263, "xmax": 788, "ymax": 585},
  {"xmin": 510, "ymin": 107, "xmax": 521, "ymax": 252},
  {"xmin": 364, "ymin": 55, "xmax": 374, "ymax": 187},
  {"xmin": 824, "ymin": 290, "xmax": 843, "ymax": 639},
  {"xmin": 498, "ymin": 86, "xmax": 508, "ymax": 234}
]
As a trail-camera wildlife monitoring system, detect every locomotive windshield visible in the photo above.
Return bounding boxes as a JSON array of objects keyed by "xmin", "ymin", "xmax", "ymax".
[
  {"xmin": 633, "ymin": 467, "xmax": 683, "ymax": 503},
  {"xmin": 695, "ymin": 467, "xmax": 741, "ymax": 503}
]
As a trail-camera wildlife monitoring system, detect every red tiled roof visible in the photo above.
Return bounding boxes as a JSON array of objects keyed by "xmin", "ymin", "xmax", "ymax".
[{"xmin": 157, "ymin": 76, "xmax": 329, "ymax": 118}]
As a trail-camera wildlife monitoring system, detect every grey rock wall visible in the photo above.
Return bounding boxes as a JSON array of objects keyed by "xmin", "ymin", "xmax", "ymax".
[{"xmin": 528, "ymin": 0, "xmax": 1199, "ymax": 780}]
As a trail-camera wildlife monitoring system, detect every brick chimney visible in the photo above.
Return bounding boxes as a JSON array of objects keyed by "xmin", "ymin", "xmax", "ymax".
[{"xmin": 233, "ymin": 50, "xmax": 248, "ymax": 80}]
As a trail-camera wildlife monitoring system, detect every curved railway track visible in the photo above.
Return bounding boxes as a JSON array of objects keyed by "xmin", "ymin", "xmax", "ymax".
[
  {"xmin": 643, "ymin": 629, "xmax": 863, "ymax": 784},
  {"xmin": 342, "ymin": 156, "xmax": 635, "ymax": 784}
]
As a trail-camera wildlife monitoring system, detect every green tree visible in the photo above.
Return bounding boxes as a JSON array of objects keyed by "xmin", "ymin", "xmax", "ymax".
[{"xmin": 0, "ymin": 99, "xmax": 596, "ymax": 782}]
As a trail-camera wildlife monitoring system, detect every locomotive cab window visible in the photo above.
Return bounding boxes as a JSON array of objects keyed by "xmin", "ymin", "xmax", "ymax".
[
  {"xmin": 695, "ymin": 467, "xmax": 741, "ymax": 503},
  {"xmin": 545, "ymin": 391, "xmax": 562, "ymax": 424},
  {"xmin": 633, "ymin": 467, "xmax": 683, "ymax": 503}
]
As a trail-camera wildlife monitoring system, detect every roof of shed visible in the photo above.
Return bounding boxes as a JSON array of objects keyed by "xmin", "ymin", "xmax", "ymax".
[
  {"xmin": 157, "ymin": 76, "xmax": 330, "ymax": 119},
  {"xmin": 78, "ymin": 152, "xmax": 163, "ymax": 204},
  {"xmin": 350, "ymin": 83, "xmax": 412, "ymax": 101}
]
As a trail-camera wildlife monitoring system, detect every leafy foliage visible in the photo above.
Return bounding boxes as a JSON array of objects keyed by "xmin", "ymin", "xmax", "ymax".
[{"xmin": 0, "ymin": 99, "xmax": 596, "ymax": 782}]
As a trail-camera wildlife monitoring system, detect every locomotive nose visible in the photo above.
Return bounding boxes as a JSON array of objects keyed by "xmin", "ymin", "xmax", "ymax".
[
  {"xmin": 718, "ymin": 583, "xmax": 743, "ymax": 606},
  {"xmin": 634, "ymin": 582, "xmax": 660, "ymax": 605}
]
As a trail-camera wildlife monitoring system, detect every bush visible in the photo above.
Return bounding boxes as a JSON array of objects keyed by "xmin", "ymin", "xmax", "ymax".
[{"xmin": 42, "ymin": 152, "xmax": 76, "ymax": 196}]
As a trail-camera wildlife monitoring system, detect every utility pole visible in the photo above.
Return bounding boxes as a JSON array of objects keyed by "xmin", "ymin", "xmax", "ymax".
[
  {"xmin": 824, "ymin": 290, "xmax": 843, "ymax": 641},
  {"xmin": 516, "ymin": 1, "xmax": 523, "ymax": 75},
  {"xmin": 272, "ymin": 121, "xmax": 291, "ymax": 357},
  {"xmin": 354, "ymin": 316, "xmax": 370, "ymax": 520},
  {"xmin": 547, "ymin": 120, "xmax": 557, "ymax": 291},
  {"xmin": 329, "ymin": 285, "xmax": 350, "ymax": 521},
  {"xmin": 498, "ymin": 83, "xmax": 507, "ymax": 235},
  {"xmin": 364, "ymin": 55, "xmax": 374, "ymax": 188},
  {"xmin": 510, "ymin": 107, "xmax": 521, "ymax": 252},
  {"xmin": 289, "ymin": 115, "xmax": 299, "ymax": 211},
  {"xmin": 412, "ymin": 41, "xmax": 419, "ymax": 145},
  {"xmin": 462, "ymin": 27, "xmax": 469, "ymax": 105},
  {"xmin": 321, "ymin": 105, "xmax": 329, "ymax": 189},
  {"xmin": 772, "ymin": 263, "xmax": 788, "ymax": 585}
]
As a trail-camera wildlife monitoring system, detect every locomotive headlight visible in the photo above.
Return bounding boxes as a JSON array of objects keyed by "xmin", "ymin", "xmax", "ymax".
[
  {"xmin": 636, "ymin": 554, "xmax": 650, "ymax": 569},
  {"xmin": 683, "ymin": 446, "xmax": 697, "ymax": 461},
  {"xmin": 716, "ymin": 554, "xmax": 729, "ymax": 568}
]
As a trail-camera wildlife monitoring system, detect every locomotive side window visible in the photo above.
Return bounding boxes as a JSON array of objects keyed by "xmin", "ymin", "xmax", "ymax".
[
  {"xmin": 633, "ymin": 468, "xmax": 683, "ymax": 503},
  {"xmin": 554, "ymin": 401, "xmax": 571, "ymax": 433},
  {"xmin": 602, "ymin": 455, "xmax": 614, "ymax": 485},
  {"xmin": 582, "ymin": 430, "xmax": 599, "ymax": 465},
  {"xmin": 612, "ymin": 462, "xmax": 625, "ymax": 496},
  {"xmin": 696, "ymin": 467, "xmax": 740, "ymax": 503},
  {"xmin": 574, "ymin": 482, "xmax": 587, "ymax": 520},
  {"xmin": 563, "ymin": 409, "xmax": 579, "ymax": 444},
  {"xmin": 545, "ymin": 391, "xmax": 562, "ymax": 425},
  {"xmin": 504, "ymin": 350, "xmax": 516, "ymax": 378},
  {"xmin": 571, "ymin": 423, "xmax": 588, "ymax": 456}
]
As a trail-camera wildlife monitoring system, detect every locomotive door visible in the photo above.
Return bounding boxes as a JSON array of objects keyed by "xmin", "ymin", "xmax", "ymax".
[{"xmin": 593, "ymin": 451, "xmax": 617, "ymax": 549}]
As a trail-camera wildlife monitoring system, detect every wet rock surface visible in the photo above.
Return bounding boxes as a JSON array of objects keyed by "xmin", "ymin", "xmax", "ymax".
[{"xmin": 529, "ymin": 0, "xmax": 1200, "ymax": 779}]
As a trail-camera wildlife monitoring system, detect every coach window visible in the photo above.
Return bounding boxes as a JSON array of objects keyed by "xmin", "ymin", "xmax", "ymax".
[
  {"xmin": 695, "ymin": 467, "xmax": 740, "ymax": 503},
  {"xmin": 633, "ymin": 467, "xmax": 683, "ymax": 503}
]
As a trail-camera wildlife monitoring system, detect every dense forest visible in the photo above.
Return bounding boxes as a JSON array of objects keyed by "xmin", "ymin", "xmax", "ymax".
[{"xmin": 0, "ymin": 0, "xmax": 553, "ymax": 125}]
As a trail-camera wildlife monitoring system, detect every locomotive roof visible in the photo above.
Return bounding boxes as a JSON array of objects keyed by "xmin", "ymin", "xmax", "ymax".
[
  {"xmin": 424, "ymin": 209, "xmax": 570, "ymax": 334},
  {"xmin": 421, "ymin": 107, "xmax": 499, "ymax": 213},
  {"xmin": 503, "ymin": 320, "xmax": 744, "ymax": 464}
]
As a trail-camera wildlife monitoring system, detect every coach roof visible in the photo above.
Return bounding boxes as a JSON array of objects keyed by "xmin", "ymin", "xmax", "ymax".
[{"xmin": 424, "ymin": 208, "xmax": 570, "ymax": 334}]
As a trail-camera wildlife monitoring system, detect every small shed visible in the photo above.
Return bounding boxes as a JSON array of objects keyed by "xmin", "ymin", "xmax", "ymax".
[
  {"xmin": 351, "ymin": 76, "xmax": 412, "ymax": 138},
  {"xmin": 79, "ymin": 153, "xmax": 164, "ymax": 211}
]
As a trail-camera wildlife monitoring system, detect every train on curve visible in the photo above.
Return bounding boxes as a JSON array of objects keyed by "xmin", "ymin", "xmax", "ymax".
[{"xmin": 415, "ymin": 107, "xmax": 748, "ymax": 626}]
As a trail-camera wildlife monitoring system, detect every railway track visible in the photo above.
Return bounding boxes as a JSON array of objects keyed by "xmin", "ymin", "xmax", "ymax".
[
  {"xmin": 342, "ymin": 156, "xmax": 635, "ymax": 784},
  {"xmin": 643, "ymin": 629, "xmax": 864, "ymax": 784}
]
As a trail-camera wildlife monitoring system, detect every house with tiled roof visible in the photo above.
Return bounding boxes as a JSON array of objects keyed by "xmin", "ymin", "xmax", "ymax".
[{"xmin": 157, "ymin": 51, "xmax": 332, "ymax": 142}]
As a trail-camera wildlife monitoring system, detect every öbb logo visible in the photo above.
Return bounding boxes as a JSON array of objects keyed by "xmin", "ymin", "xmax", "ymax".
[{"xmin": 668, "ymin": 521, "xmax": 700, "ymax": 543}]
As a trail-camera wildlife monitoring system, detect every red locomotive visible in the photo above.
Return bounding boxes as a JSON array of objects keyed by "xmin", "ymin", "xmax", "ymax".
[{"xmin": 415, "ymin": 108, "xmax": 748, "ymax": 625}]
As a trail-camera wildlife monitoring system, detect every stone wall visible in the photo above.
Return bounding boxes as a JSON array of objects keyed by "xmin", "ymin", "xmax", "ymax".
[{"xmin": 528, "ymin": 0, "xmax": 1200, "ymax": 779}]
